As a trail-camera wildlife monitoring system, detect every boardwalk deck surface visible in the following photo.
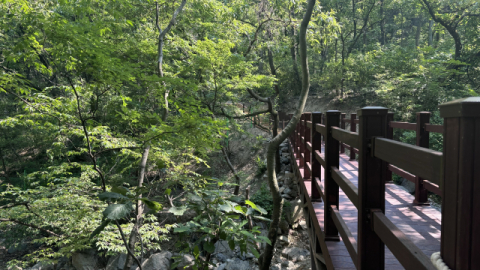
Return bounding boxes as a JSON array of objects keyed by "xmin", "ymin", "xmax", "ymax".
[{"xmin": 294, "ymin": 147, "xmax": 442, "ymax": 270}]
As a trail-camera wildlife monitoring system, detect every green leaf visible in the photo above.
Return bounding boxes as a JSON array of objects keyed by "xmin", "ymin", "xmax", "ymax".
[
  {"xmin": 240, "ymin": 230, "xmax": 255, "ymax": 239},
  {"xmin": 252, "ymin": 215, "xmax": 271, "ymax": 222},
  {"xmin": 257, "ymin": 236, "xmax": 272, "ymax": 245},
  {"xmin": 140, "ymin": 198, "xmax": 162, "ymax": 211},
  {"xmin": 204, "ymin": 241, "xmax": 215, "ymax": 254},
  {"xmin": 219, "ymin": 231, "xmax": 227, "ymax": 240},
  {"xmin": 245, "ymin": 200, "xmax": 267, "ymax": 215},
  {"xmin": 169, "ymin": 205, "xmax": 188, "ymax": 216},
  {"xmin": 98, "ymin": 192, "xmax": 128, "ymax": 201},
  {"xmin": 111, "ymin": 186, "xmax": 129, "ymax": 195},
  {"xmin": 126, "ymin": 20, "xmax": 133, "ymax": 26},
  {"xmin": 103, "ymin": 203, "xmax": 133, "ymax": 220},
  {"xmin": 228, "ymin": 239, "xmax": 235, "ymax": 251},
  {"xmin": 193, "ymin": 245, "xmax": 200, "ymax": 258},
  {"xmin": 90, "ymin": 220, "xmax": 110, "ymax": 239},
  {"xmin": 249, "ymin": 245, "xmax": 260, "ymax": 258},
  {"xmin": 165, "ymin": 188, "xmax": 172, "ymax": 196},
  {"xmin": 174, "ymin": 226, "xmax": 191, "ymax": 233}
]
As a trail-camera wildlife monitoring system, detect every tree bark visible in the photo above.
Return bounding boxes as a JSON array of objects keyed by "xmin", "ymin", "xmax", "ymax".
[
  {"xmin": 428, "ymin": 20, "xmax": 433, "ymax": 46},
  {"xmin": 221, "ymin": 147, "xmax": 241, "ymax": 195},
  {"xmin": 0, "ymin": 148, "xmax": 9, "ymax": 182},
  {"xmin": 123, "ymin": 145, "xmax": 150, "ymax": 270},
  {"xmin": 267, "ymin": 48, "xmax": 280, "ymax": 97},
  {"xmin": 380, "ymin": 0, "xmax": 385, "ymax": 45},
  {"xmin": 259, "ymin": 0, "xmax": 315, "ymax": 268}
]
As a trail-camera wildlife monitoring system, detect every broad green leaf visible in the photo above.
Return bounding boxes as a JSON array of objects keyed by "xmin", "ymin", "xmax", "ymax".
[
  {"xmin": 98, "ymin": 192, "xmax": 128, "ymax": 201},
  {"xmin": 169, "ymin": 205, "xmax": 188, "ymax": 216},
  {"xmin": 103, "ymin": 203, "xmax": 133, "ymax": 220},
  {"xmin": 204, "ymin": 241, "xmax": 215, "ymax": 254},
  {"xmin": 111, "ymin": 186, "xmax": 129, "ymax": 195},
  {"xmin": 140, "ymin": 198, "xmax": 162, "ymax": 211},
  {"xmin": 90, "ymin": 220, "xmax": 110, "ymax": 239},
  {"xmin": 252, "ymin": 215, "xmax": 271, "ymax": 222},
  {"xmin": 228, "ymin": 239, "xmax": 235, "ymax": 251},
  {"xmin": 249, "ymin": 246, "xmax": 260, "ymax": 258}
]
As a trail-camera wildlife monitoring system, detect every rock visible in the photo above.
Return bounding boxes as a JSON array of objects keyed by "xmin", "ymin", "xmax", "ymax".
[
  {"xmin": 281, "ymin": 194, "xmax": 292, "ymax": 200},
  {"xmin": 8, "ymin": 242, "xmax": 28, "ymax": 254},
  {"xmin": 280, "ymin": 157, "xmax": 290, "ymax": 165},
  {"xmin": 245, "ymin": 253, "xmax": 255, "ymax": 260},
  {"xmin": 215, "ymin": 253, "xmax": 229, "ymax": 263},
  {"xmin": 285, "ymin": 199, "xmax": 303, "ymax": 225},
  {"xmin": 279, "ymin": 187, "xmax": 286, "ymax": 193},
  {"xmin": 400, "ymin": 178, "xmax": 415, "ymax": 194},
  {"xmin": 28, "ymin": 262, "xmax": 54, "ymax": 270},
  {"xmin": 279, "ymin": 219, "xmax": 290, "ymax": 234},
  {"xmin": 214, "ymin": 241, "xmax": 235, "ymax": 258},
  {"xmin": 281, "ymin": 152, "xmax": 289, "ymax": 157},
  {"xmin": 214, "ymin": 263, "xmax": 226, "ymax": 270},
  {"xmin": 298, "ymin": 220, "xmax": 307, "ymax": 230},
  {"xmin": 176, "ymin": 254, "xmax": 194, "ymax": 269},
  {"xmin": 283, "ymin": 188, "xmax": 292, "ymax": 195},
  {"xmin": 270, "ymin": 264, "xmax": 281, "ymax": 270},
  {"xmin": 277, "ymin": 228, "xmax": 282, "ymax": 235},
  {"xmin": 224, "ymin": 258, "xmax": 249, "ymax": 270},
  {"xmin": 107, "ymin": 254, "xmax": 127, "ymax": 270},
  {"xmin": 281, "ymin": 247, "xmax": 309, "ymax": 261},
  {"xmin": 136, "ymin": 251, "xmax": 172, "ymax": 270},
  {"xmin": 278, "ymin": 235, "xmax": 289, "ymax": 244},
  {"xmin": 72, "ymin": 250, "xmax": 98, "ymax": 270}
]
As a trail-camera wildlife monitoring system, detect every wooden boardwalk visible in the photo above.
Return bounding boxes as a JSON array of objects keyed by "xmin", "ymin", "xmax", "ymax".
[{"xmin": 293, "ymin": 146, "xmax": 442, "ymax": 270}]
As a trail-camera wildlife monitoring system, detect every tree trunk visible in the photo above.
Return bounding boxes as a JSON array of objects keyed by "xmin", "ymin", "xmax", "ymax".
[
  {"xmin": 428, "ymin": 20, "xmax": 433, "ymax": 46},
  {"xmin": 259, "ymin": 0, "xmax": 315, "ymax": 268},
  {"xmin": 267, "ymin": 48, "xmax": 280, "ymax": 97},
  {"xmin": 0, "ymin": 148, "xmax": 9, "ymax": 182},
  {"xmin": 415, "ymin": 17, "xmax": 422, "ymax": 47},
  {"xmin": 221, "ymin": 147, "xmax": 241, "ymax": 195},
  {"xmin": 123, "ymin": 145, "xmax": 150, "ymax": 270},
  {"xmin": 380, "ymin": 0, "xmax": 385, "ymax": 45}
]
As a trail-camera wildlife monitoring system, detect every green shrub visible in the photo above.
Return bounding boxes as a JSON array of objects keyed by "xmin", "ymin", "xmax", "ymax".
[
  {"xmin": 255, "ymin": 156, "xmax": 267, "ymax": 177},
  {"xmin": 251, "ymin": 183, "xmax": 273, "ymax": 216}
]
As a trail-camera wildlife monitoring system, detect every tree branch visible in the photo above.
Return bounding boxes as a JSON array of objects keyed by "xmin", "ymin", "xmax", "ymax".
[{"xmin": 0, "ymin": 218, "xmax": 61, "ymax": 237}]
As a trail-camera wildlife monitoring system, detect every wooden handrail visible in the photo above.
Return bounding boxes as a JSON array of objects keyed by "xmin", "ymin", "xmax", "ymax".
[
  {"xmin": 331, "ymin": 127, "xmax": 359, "ymax": 149},
  {"xmin": 425, "ymin": 123, "xmax": 443, "ymax": 133},
  {"xmin": 314, "ymin": 150, "xmax": 326, "ymax": 168},
  {"xmin": 372, "ymin": 211, "xmax": 437, "ymax": 270},
  {"xmin": 330, "ymin": 205, "xmax": 358, "ymax": 268},
  {"xmin": 306, "ymin": 120, "xmax": 312, "ymax": 129},
  {"xmin": 389, "ymin": 121, "xmax": 416, "ymax": 131},
  {"xmin": 315, "ymin": 123, "xmax": 327, "ymax": 135},
  {"xmin": 331, "ymin": 167, "xmax": 358, "ymax": 208},
  {"xmin": 374, "ymin": 138, "xmax": 443, "ymax": 186}
]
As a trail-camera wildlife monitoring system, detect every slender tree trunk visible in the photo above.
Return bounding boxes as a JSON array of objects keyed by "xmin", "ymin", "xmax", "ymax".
[
  {"xmin": 123, "ymin": 145, "xmax": 150, "ymax": 270},
  {"xmin": 259, "ymin": 0, "xmax": 315, "ymax": 268},
  {"xmin": 267, "ymin": 48, "xmax": 280, "ymax": 97},
  {"xmin": 0, "ymin": 148, "xmax": 9, "ymax": 182},
  {"xmin": 221, "ymin": 147, "xmax": 241, "ymax": 195},
  {"xmin": 258, "ymin": 50, "xmax": 264, "ymax": 74},
  {"xmin": 428, "ymin": 20, "xmax": 433, "ymax": 46},
  {"xmin": 380, "ymin": 0, "xmax": 385, "ymax": 45},
  {"xmin": 415, "ymin": 17, "xmax": 422, "ymax": 47},
  {"xmin": 353, "ymin": 0, "xmax": 356, "ymax": 39}
]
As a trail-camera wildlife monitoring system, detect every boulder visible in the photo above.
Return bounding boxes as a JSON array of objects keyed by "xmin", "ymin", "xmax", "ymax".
[
  {"xmin": 214, "ymin": 263, "xmax": 226, "ymax": 270},
  {"xmin": 278, "ymin": 235, "xmax": 289, "ymax": 245},
  {"xmin": 224, "ymin": 258, "xmax": 249, "ymax": 270},
  {"xmin": 176, "ymin": 254, "xmax": 194, "ymax": 270},
  {"xmin": 281, "ymin": 194, "xmax": 292, "ymax": 200},
  {"xmin": 298, "ymin": 220, "xmax": 307, "ymax": 230},
  {"xmin": 281, "ymin": 247, "xmax": 309, "ymax": 261},
  {"xmin": 72, "ymin": 250, "xmax": 98, "ymax": 270},
  {"xmin": 279, "ymin": 187, "xmax": 286, "ymax": 193},
  {"xmin": 136, "ymin": 251, "xmax": 172, "ymax": 270},
  {"xmin": 214, "ymin": 241, "xmax": 235, "ymax": 258},
  {"xmin": 106, "ymin": 254, "xmax": 127, "ymax": 270},
  {"xmin": 28, "ymin": 262, "xmax": 54, "ymax": 270},
  {"xmin": 285, "ymin": 199, "xmax": 303, "ymax": 225}
]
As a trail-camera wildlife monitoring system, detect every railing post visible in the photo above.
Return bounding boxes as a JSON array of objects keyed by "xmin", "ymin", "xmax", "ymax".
[
  {"xmin": 385, "ymin": 112, "xmax": 394, "ymax": 183},
  {"xmin": 439, "ymin": 97, "xmax": 480, "ymax": 270},
  {"xmin": 311, "ymin": 112, "xmax": 323, "ymax": 202},
  {"xmin": 324, "ymin": 110, "xmax": 341, "ymax": 241},
  {"xmin": 357, "ymin": 106, "xmax": 388, "ymax": 269},
  {"xmin": 296, "ymin": 116, "xmax": 301, "ymax": 159},
  {"xmin": 304, "ymin": 112, "xmax": 312, "ymax": 180},
  {"xmin": 340, "ymin": 113, "xmax": 346, "ymax": 153},
  {"xmin": 288, "ymin": 114, "xmax": 294, "ymax": 149},
  {"xmin": 299, "ymin": 114, "xmax": 305, "ymax": 168},
  {"xmin": 349, "ymin": 113, "xmax": 357, "ymax": 160},
  {"xmin": 414, "ymin": 111, "xmax": 430, "ymax": 204}
]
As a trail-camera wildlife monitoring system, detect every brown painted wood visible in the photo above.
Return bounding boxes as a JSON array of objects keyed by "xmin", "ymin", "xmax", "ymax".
[
  {"xmin": 353, "ymin": 119, "xmax": 359, "ymax": 124},
  {"xmin": 471, "ymin": 118, "xmax": 480, "ymax": 269},
  {"xmin": 414, "ymin": 112, "xmax": 430, "ymax": 204},
  {"xmin": 304, "ymin": 113, "xmax": 312, "ymax": 180},
  {"xmin": 385, "ymin": 112, "xmax": 394, "ymax": 183},
  {"xmin": 314, "ymin": 150, "xmax": 326, "ymax": 169},
  {"xmin": 372, "ymin": 211, "xmax": 437, "ymax": 270},
  {"xmin": 307, "ymin": 120, "xmax": 313, "ymax": 129},
  {"xmin": 357, "ymin": 106, "xmax": 388, "ymax": 270},
  {"xmin": 324, "ymin": 110, "xmax": 341, "ymax": 240},
  {"xmin": 330, "ymin": 205, "xmax": 358, "ymax": 268},
  {"xmin": 316, "ymin": 123, "xmax": 327, "ymax": 135},
  {"xmin": 390, "ymin": 121, "xmax": 416, "ymax": 131},
  {"xmin": 423, "ymin": 180, "xmax": 441, "ymax": 196},
  {"xmin": 340, "ymin": 113, "xmax": 346, "ymax": 153},
  {"xmin": 374, "ymin": 138, "xmax": 443, "ymax": 186},
  {"xmin": 331, "ymin": 127, "xmax": 359, "ymax": 149},
  {"xmin": 425, "ymin": 123, "xmax": 443, "ymax": 133},
  {"xmin": 350, "ymin": 113, "xmax": 357, "ymax": 160},
  {"xmin": 331, "ymin": 167, "xmax": 358, "ymax": 208},
  {"xmin": 299, "ymin": 114, "xmax": 305, "ymax": 167},
  {"xmin": 388, "ymin": 164, "xmax": 416, "ymax": 183},
  {"xmin": 306, "ymin": 142, "xmax": 312, "ymax": 152},
  {"xmin": 311, "ymin": 112, "xmax": 323, "ymax": 202}
]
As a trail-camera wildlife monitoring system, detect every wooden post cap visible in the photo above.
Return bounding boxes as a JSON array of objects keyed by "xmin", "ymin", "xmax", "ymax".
[
  {"xmin": 357, "ymin": 106, "xmax": 388, "ymax": 116},
  {"xmin": 439, "ymin": 97, "xmax": 480, "ymax": 118}
]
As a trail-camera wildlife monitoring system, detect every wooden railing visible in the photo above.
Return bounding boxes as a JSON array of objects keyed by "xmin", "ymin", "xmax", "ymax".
[{"xmin": 280, "ymin": 97, "xmax": 480, "ymax": 270}]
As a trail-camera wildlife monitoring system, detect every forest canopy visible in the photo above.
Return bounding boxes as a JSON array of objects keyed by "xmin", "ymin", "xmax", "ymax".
[{"xmin": 0, "ymin": 0, "xmax": 478, "ymax": 268}]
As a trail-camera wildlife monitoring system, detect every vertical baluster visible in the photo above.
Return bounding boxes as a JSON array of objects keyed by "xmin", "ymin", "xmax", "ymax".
[
  {"xmin": 385, "ymin": 112, "xmax": 394, "ymax": 183},
  {"xmin": 311, "ymin": 112, "xmax": 322, "ymax": 202},
  {"xmin": 299, "ymin": 114, "xmax": 305, "ymax": 168},
  {"xmin": 357, "ymin": 106, "xmax": 388, "ymax": 269},
  {"xmin": 349, "ymin": 113, "xmax": 357, "ymax": 160},
  {"xmin": 304, "ymin": 113, "xmax": 312, "ymax": 180},
  {"xmin": 414, "ymin": 112, "xmax": 430, "ymax": 204},
  {"xmin": 324, "ymin": 110, "xmax": 340, "ymax": 240},
  {"xmin": 340, "ymin": 113, "xmax": 346, "ymax": 153},
  {"xmin": 439, "ymin": 97, "xmax": 480, "ymax": 269}
]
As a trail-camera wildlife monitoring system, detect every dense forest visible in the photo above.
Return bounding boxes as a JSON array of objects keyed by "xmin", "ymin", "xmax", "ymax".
[{"xmin": 0, "ymin": 0, "xmax": 478, "ymax": 269}]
